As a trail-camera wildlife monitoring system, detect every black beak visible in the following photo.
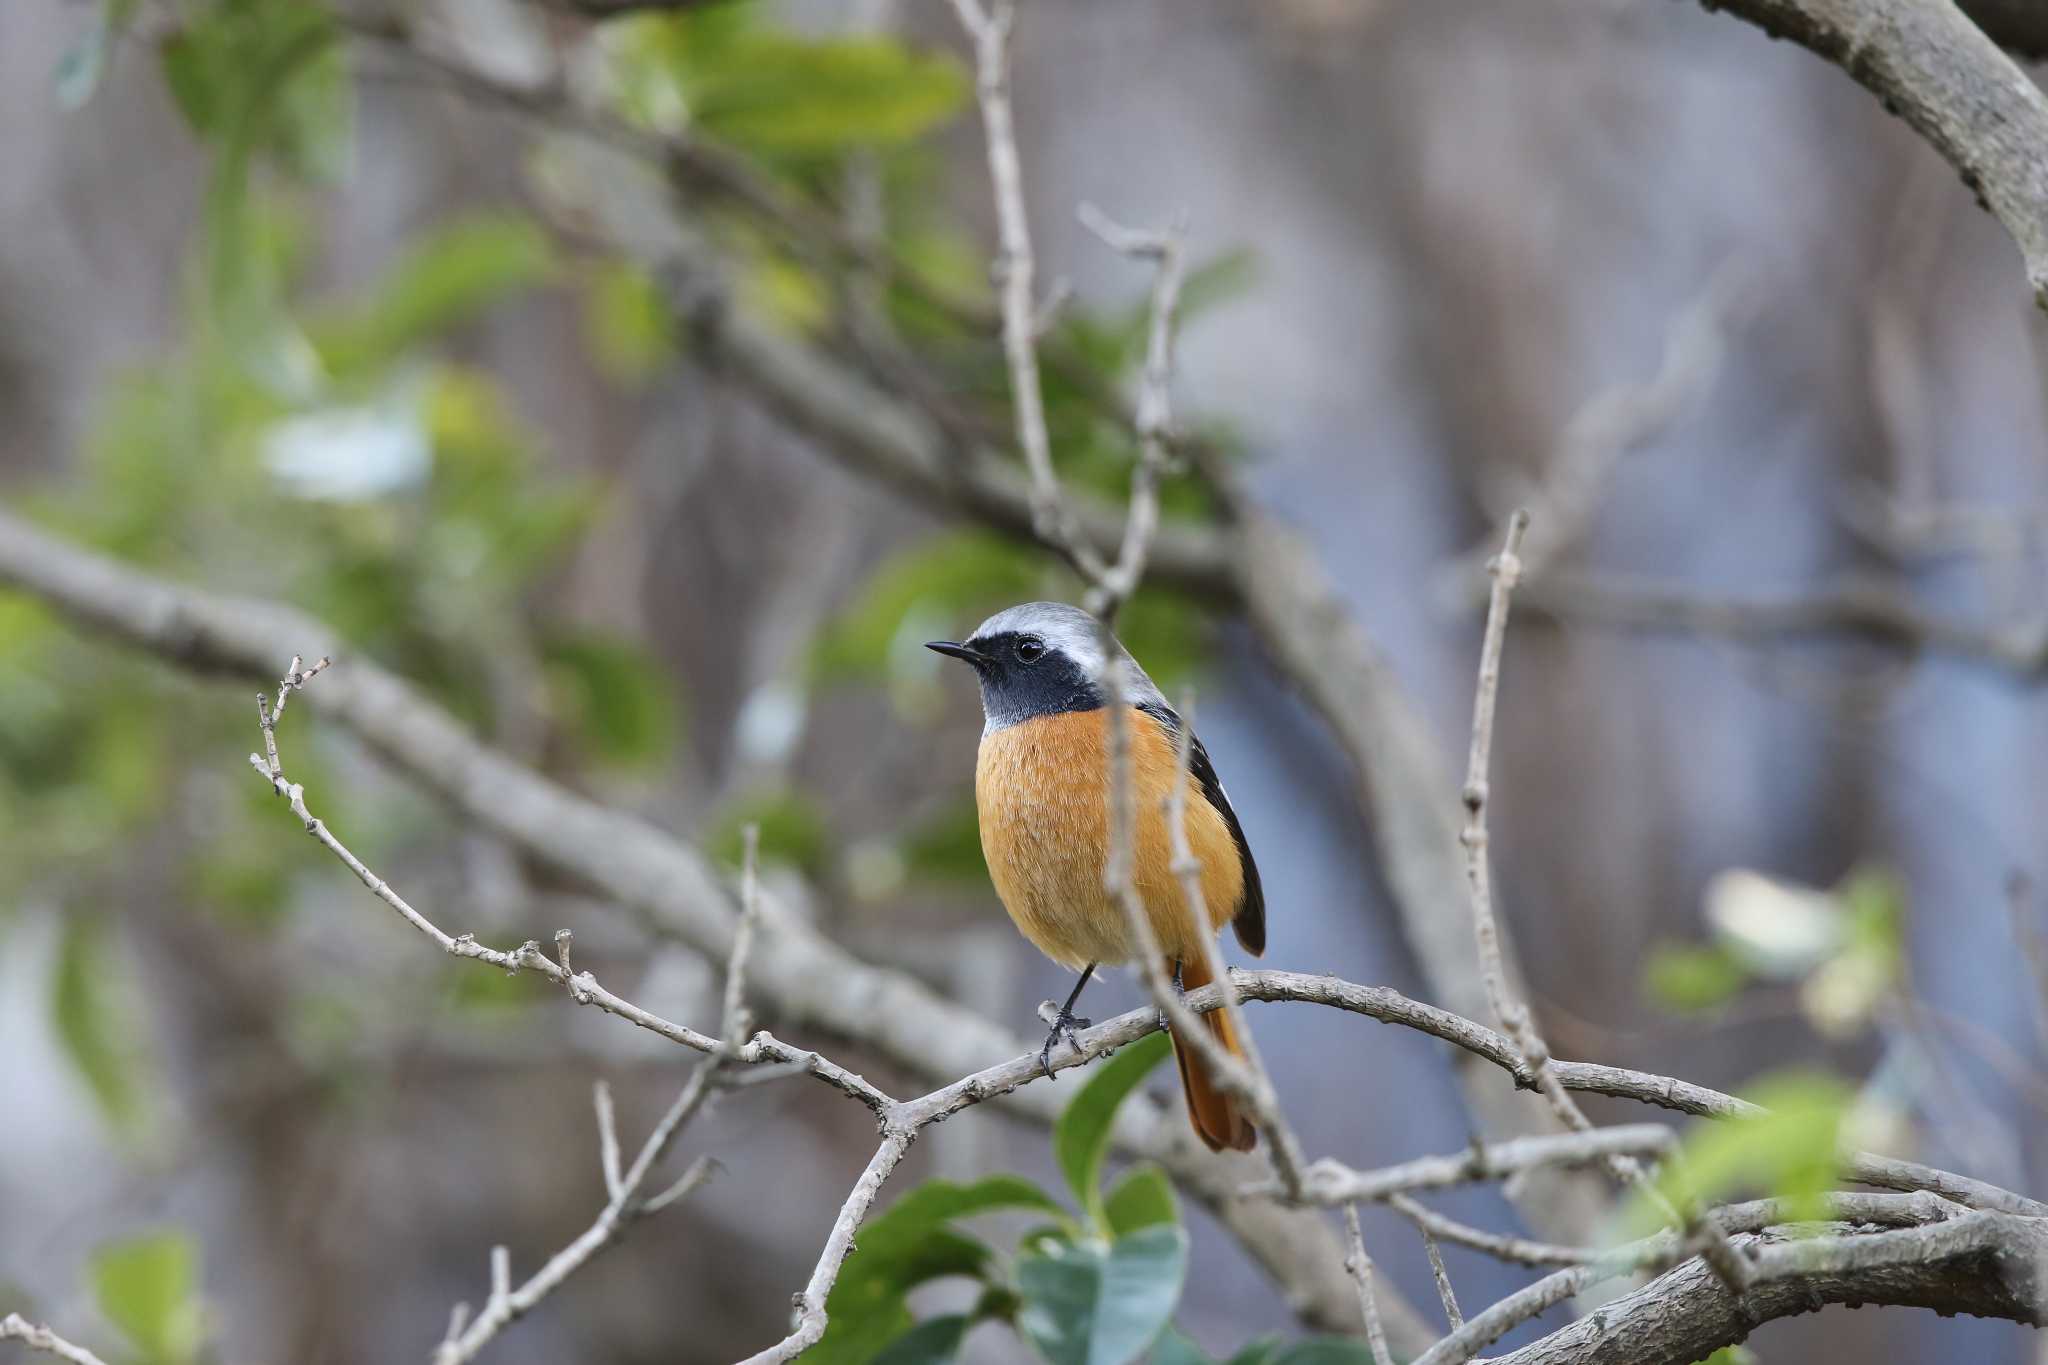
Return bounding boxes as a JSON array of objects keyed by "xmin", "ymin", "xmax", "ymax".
[{"xmin": 926, "ymin": 641, "xmax": 993, "ymax": 666}]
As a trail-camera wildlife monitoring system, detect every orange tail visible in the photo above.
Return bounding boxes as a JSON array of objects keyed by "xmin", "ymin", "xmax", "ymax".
[{"xmin": 1170, "ymin": 955, "xmax": 1258, "ymax": 1152}]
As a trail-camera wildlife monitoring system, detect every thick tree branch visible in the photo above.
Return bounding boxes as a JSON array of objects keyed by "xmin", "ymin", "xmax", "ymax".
[
  {"xmin": 1490, "ymin": 1210, "xmax": 2048, "ymax": 1365},
  {"xmin": 1697, "ymin": 0, "xmax": 2048, "ymax": 307}
]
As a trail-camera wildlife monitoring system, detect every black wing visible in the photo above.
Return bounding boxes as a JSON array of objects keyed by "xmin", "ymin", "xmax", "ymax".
[{"xmin": 1139, "ymin": 702, "xmax": 1266, "ymax": 956}]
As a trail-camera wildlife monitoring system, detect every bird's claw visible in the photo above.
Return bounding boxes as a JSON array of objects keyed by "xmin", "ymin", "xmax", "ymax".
[{"xmin": 1038, "ymin": 1007, "xmax": 1092, "ymax": 1078}]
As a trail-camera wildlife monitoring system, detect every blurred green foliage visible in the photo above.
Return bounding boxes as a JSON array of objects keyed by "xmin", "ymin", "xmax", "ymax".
[
  {"xmin": 52, "ymin": 915, "xmax": 147, "ymax": 1134},
  {"xmin": 708, "ymin": 789, "xmax": 833, "ymax": 877},
  {"xmin": 606, "ymin": 6, "xmax": 967, "ymax": 159},
  {"xmin": 1620, "ymin": 1070, "xmax": 1852, "ymax": 1242},
  {"xmin": 1645, "ymin": 864, "xmax": 1903, "ymax": 1038},
  {"xmin": 91, "ymin": 1232, "xmax": 206, "ymax": 1365}
]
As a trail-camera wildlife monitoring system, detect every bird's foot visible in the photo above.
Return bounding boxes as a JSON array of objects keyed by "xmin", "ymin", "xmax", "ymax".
[
  {"xmin": 1036, "ymin": 1003, "xmax": 1092, "ymax": 1078},
  {"xmin": 1158, "ymin": 960, "xmax": 1186, "ymax": 1030}
]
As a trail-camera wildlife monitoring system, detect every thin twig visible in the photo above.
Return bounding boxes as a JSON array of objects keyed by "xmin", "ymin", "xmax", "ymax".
[
  {"xmin": 594, "ymin": 1080, "xmax": 624, "ymax": 1201},
  {"xmin": 1421, "ymin": 1223, "xmax": 1465, "ymax": 1332},
  {"xmin": 733, "ymin": 1130, "xmax": 918, "ymax": 1364},
  {"xmin": 1161, "ymin": 686, "xmax": 1308, "ymax": 1186},
  {"xmin": 243, "ymin": 667, "xmax": 891, "ymax": 1112},
  {"xmin": 1386, "ymin": 1193, "xmax": 1593, "ymax": 1268},
  {"xmin": 945, "ymin": 0, "xmax": 1102, "ymax": 576},
  {"xmin": 1100, "ymin": 649, "xmax": 1289, "ymax": 1181},
  {"xmin": 1, "ymin": 1315, "xmax": 112, "ymax": 1365},
  {"xmin": 433, "ymin": 828, "xmax": 776, "ymax": 1362},
  {"xmin": 1077, "ymin": 202, "xmax": 1187, "ymax": 620},
  {"xmin": 1458, "ymin": 512, "xmax": 1751, "ymax": 1294},
  {"xmin": 1252, "ymin": 1126, "xmax": 1676, "ymax": 1206},
  {"xmin": 1343, "ymin": 1204, "xmax": 1394, "ymax": 1365}
]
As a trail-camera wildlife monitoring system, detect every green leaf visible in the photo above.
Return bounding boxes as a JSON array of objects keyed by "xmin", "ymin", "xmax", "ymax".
[
  {"xmin": 315, "ymin": 216, "xmax": 556, "ymax": 378},
  {"xmin": 1102, "ymin": 1165, "xmax": 1177, "ymax": 1237},
  {"xmin": 1644, "ymin": 943, "xmax": 1750, "ymax": 1012},
  {"xmin": 1054, "ymin": 1031, "xmax": 1173, "ymax": 1231},
  {"xmin": 539, "ymin": 630, "xmax": 678, "ymax": 768},
  {"xmin": 614, "ymin": 12, "xmax": 968, "ymax": 158},
  {"xmin": 1016, "ymin": 1224, "xmax": 1190, "ymax": 1365},
  {"xmin": 52, "ymin": 915, "xmax": 140, "ymax": 1132},
  {"xmin": 159, "ymin": 0, "xmax": 351, "ymax": 325},
  {"xmin": 1150, "ymin": 1327, "xmax": 1216, "ymax": 1365},
  {"xmin": 91, "ymin": 1232, "xmax": 203, "ymax": 1365},
  {"xmin": 858, "ymin": 1176, "xmax": 1068, "ymax": 1261},
  {"xmin": 1222, "ymin": 1337, "xmax": 1285, "ymax": 1365},
  {"xmin": 873, "ymin": 1314, "xmax": 973, "ymax": 1365},
  {"xmin": 813, "ymin": 1176, "xmax": 1065, "ymax": 1365},
  {"xmin": 1625, "ymin": 1070, "xmax": 1852, "ymax": 1237}
]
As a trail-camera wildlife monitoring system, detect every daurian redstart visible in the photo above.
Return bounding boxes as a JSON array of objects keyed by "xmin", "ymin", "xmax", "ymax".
[{"xmin": 929, "ymin": 601, "xmax": 1264, "ymax": 1152}]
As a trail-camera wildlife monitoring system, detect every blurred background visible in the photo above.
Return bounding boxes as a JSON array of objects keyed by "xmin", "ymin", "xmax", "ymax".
[{"xmin": 4, "ymin": 0, "xmax": 2048, "ymax": 1362}]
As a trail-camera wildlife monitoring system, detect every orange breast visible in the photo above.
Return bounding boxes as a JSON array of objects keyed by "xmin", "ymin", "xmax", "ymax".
[{"xmin": 975, "ymin": 708, "xmax": 1244, "ymax": 970}]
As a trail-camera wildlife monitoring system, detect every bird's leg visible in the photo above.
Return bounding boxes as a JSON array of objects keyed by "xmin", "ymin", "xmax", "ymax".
[
  {"xmin": 1158, "ymin": 958, "xmax": 1186, "ymax": 1030},
  {"xmin": 1038, "ymin": 963, "xmax": 1097, "ymax": 1077}
]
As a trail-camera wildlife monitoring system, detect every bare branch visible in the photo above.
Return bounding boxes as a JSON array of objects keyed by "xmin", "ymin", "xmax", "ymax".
[
  {"xmin": 1257, "ymin": 1127, "xmax": 1676, "ymax": 1206},
  {"xmin": 1694, "ymin": 0, "xmax": 2048, "ymax": 309},
  {"xmin": 944, "ymin": 0, "xmax": 1101, "ymax": 576},
  {"xmin": 734, "ymin": 1131, "xmax": 918, "ymax": 1365},
  {"xmin": 1386, "ymin": 1193, "xmax": 1593, "ymax": 1268},
  {"xmin": 1342, "ymin": 1204, "xmax": 1394, "ymax": 1365},
  {"xmin": 1420, "ymin": 1222, "xmax": 1464, "ymax": 1332},
  {"xmin": 1457, "ymin": 511, "xmax": 1750, "ymax": 1294},
  {"xmin": 1100, "ymin": 655, "xmax": 1301, "ymax": 1190},
  {"xmin": 0, "ymin": 1315, "xmax": 112, "ymax": 1365},
  {"xmin": 1076, "ymin": 202, "xmax": 1189, "ymax": 620},
  {"xmin": 1489, "ymin": 1208, "xmax": 2048, "ymax": 1365},
  {"xmin": 594, "ymin": 1080, "xmax": 623, "ymax": 1201},
  {"xmin": 239, "ymin": 665, "xmax": 893, "ymax": 1112},
  {"xmin": 1162, "ymin": 687, "xmax": 1310, "ymax": 1189}
]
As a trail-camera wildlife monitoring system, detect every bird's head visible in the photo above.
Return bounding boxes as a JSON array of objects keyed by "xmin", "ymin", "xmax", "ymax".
[{"xmin": 927, "ymin": 600, "xmax": 1162, "ymax": 733}]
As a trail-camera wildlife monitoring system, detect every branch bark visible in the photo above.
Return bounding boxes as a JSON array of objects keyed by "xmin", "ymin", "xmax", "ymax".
[
  {"xmin": 1489, "ymin": 1212, "xmax": 2048, "ymax": 1365},
  {"xmin": 1696, "ymin": 0, "xmax": 2048, "ymax": 307}
]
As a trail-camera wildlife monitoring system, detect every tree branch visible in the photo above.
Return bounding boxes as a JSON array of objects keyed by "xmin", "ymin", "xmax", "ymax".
[
  {"xmin": 0, "ymin": 1315, "xmax": 111, "ymax": 1365},
  {"xmin": 1258, "ymin": 1126, "xmax": 1677, "ymax": 1206},
  {"xmin": 1696, "ymin": 0, "xmax": 2048, "ymax": 308},
  {"xmin": 1489, "ymin": 1210, "xmax": 2048, "ymax": 1365}
]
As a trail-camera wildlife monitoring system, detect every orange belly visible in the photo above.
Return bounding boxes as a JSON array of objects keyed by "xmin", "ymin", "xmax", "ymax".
[{"xmin": 975, "ymin": 708, "xmax": 1244, "ymax": 970}]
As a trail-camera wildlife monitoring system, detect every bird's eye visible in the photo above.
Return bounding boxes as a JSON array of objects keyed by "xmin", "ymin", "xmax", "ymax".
[{"xmin": 1015, "ymin": 637, "xmax": 1045, "ymax": 664}]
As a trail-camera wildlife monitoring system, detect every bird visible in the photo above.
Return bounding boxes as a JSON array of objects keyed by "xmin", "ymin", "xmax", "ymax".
[{"xmin": 927, "ymin": 601, "xmax": 1265, "ymax": 1152}]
